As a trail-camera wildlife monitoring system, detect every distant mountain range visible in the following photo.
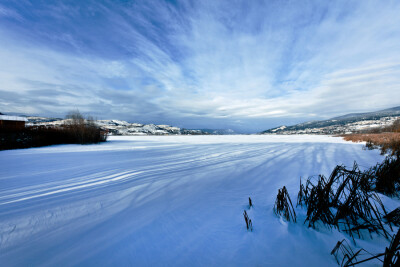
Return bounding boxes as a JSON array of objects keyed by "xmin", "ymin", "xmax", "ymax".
[
  {"xmin": 261, "ymin": 106, "xmax": 400, "ymax": 135},
  {"xmin": 331, "ymin": 106, "xmax": 400, "ymax": 120},
  {"xmin": 199, "ymin": 129, "xmax": 236, "ymax": 135},
  {"xmin": 4, "ymin": 106, "xmax": 399, "ymax": 136},
  {"xmin": 2, "ymin": 113, "xmax": 240, "ymax": 135}
]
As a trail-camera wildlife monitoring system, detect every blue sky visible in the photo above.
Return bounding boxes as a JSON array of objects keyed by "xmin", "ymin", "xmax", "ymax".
[{"xmin": 0, "ymin": 0, "xmax": 400, "ymax": 132}]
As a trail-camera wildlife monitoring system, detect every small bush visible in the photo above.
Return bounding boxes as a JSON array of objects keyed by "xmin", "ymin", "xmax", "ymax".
[{"xmin": 365, "ymin": 140, "xmax": 376, "ymax": 150}]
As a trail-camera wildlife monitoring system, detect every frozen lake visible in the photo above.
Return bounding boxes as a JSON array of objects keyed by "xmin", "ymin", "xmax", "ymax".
[{"xmin": 0, "ymin": 135, "xmax": 390, "ymax": 266}]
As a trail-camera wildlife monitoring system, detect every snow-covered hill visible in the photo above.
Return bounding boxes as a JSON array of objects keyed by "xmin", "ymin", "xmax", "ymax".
[
  {"xmin": 26, "ymin": 117, "xmax": 207, "ymax": 135},
  {"xmin": 0, "ymin": 136, "xmax": 395, "ymax": 266},
  {"xmin": 262, "ymin": 106, "xmax": 400, "ymax": 134},
  {"xmin": 95, "ymin": 119, "xmax": 206, "ymax": 135},
  {"xmin": 264, "ymin": 116, "xmax": 400, "ymax": 135}
]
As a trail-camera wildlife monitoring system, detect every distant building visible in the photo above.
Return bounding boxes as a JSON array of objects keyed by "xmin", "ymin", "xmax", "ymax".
[{"xmin": 0, "ymin": 115, "xmax": 27, "ymax": 129}]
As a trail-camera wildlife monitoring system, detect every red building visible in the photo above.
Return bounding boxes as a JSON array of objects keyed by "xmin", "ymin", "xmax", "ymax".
[{"xmin": 0, "ymin": 115, "xmax": 27, "ymax": 130}]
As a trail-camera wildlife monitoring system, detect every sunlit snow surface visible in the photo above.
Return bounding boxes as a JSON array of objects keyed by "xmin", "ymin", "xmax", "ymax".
[{"xmin": 0, "ymin": 135, "xmax": 395, "ymax": 266}]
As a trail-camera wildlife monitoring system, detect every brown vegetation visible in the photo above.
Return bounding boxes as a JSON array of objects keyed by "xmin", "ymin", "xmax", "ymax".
[
  {"xmin": 342, "ymin": 119, "xmax": 400, "ymax": 157},
  {"xmin": 0, "ymin": 111, "xmax": 107, "ymax": 150},
  {"xmin": 64, "ymin": 110, "xmax": 107, "ymax": 144}
]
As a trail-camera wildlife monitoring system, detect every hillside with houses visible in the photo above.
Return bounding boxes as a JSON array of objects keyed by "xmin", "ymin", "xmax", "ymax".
[{"xmin": 262, "ymin": 106, "xmax": 400, "ymax": 135}]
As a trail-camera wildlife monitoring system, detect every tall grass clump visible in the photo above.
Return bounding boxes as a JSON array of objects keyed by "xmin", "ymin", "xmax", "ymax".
[
  {"xmin": 297, "ymin": 162, "xmax": 391, "ymax": 241},
  {"xmin": 331, "ymin": 228, "xmax": 400, "ymax": 266},
  {"xmin": 274, "ymin": 186, "xmax": 296, "ymax": 222},
  {"xmin": 367, "ymin": 156, "xmax": 400, "ymax": 197},
  {"xmin": 272, "ymin": 157, "xmax": 400, "ymax": 265},
  {"xmin": 274, "ymin": 154, "xmax": 400, "ymax": 240}
]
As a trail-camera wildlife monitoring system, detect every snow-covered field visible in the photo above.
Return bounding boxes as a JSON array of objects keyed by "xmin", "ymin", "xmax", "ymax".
[{"xmin": 0, "ymin": 135, "xmax": 394, "ymax": 266}]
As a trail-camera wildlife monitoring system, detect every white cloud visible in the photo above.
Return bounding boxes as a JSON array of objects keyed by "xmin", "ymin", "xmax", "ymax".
[{"xmin": 0, "ymin": 0, "xmax": 399, "ymax": 131}]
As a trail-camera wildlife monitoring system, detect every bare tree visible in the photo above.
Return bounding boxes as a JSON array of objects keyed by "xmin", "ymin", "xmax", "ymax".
[{"xmin": 64, "ymin": 110, "xmax": 107, "ymax": 144}]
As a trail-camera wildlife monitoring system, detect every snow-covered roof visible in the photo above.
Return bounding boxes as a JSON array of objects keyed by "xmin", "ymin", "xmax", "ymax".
[{"xmin": 0, "ymin": 115, "xmax": 28, "ymax": 122}]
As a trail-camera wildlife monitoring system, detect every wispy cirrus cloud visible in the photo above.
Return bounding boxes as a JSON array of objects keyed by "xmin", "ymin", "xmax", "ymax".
[{"xmin": 0, "ymin": 0, "xmax": 399, "ymax": 132}]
